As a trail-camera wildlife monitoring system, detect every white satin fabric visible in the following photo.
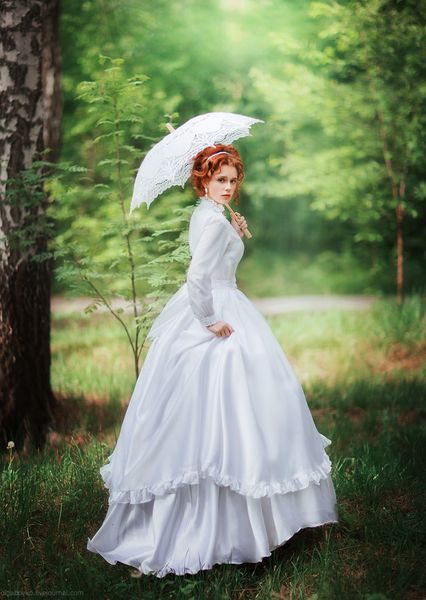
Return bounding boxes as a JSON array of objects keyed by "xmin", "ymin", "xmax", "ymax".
[{"xmin": 87, "ymin": 197, "xmax": 338, "ymax": 577}]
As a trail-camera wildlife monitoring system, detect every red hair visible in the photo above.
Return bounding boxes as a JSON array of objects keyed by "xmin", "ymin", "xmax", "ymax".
[{"xmin": 191, "ymin": 144, "xmax": 244, "ymax": 204}]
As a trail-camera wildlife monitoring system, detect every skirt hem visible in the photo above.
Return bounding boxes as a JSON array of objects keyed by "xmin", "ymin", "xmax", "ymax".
[{"xmin": 87, "ymin": 514, "xmax": 338, "ymax": 578}]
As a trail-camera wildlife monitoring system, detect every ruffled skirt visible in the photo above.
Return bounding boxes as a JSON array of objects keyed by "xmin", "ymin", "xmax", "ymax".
[{"xmin": 87, "ymin": 281, "xmax": 338, "ymax": 576}]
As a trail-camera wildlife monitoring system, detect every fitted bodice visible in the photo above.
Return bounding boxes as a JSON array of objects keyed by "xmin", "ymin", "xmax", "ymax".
[
  {"xmin": 186, "ymin": 197, "xmax": 245, "ymax": 326},
  {"xmin": 189, "ymin": 198, "xmax": 244, "ymax": 281}
]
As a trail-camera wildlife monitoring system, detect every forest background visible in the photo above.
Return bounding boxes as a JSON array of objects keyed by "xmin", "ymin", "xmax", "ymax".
[
  {"xmin": 2, "ymin": 1, "xmax": 426, "ymax": 597},
  {"xmin": 53, "ymin": 0, "xmax": 426, "ymax": 301}
]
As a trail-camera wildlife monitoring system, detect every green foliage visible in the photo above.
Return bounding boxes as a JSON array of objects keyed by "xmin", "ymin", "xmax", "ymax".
[
  {"xmin": 238, "ymin": 248, "xmax": 375, "ymax": 295},
  {"xmin": 56, "ymin": 0, "xmax": 426, "ymax": 299},
  {"xmin": 248, "ymin": 0, "xmax": 426, "ymax": 294},
  {"xmin": 51, "ymin": 57, "xmax": 191, "ymax": 378}
]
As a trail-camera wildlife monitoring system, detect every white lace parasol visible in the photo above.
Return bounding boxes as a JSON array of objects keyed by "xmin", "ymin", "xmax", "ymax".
[{"xmin": 129, "ymin": 111, "xmax": 264, "ymax": 215}]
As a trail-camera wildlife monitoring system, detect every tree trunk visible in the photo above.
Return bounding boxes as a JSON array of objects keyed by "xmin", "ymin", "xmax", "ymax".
[
  {"xmin": 367, "ymin": 68, "xmax": 406, "ymax": 303},
  {"xmin": 396, "ymin": 178, "xmax": 405, "ymax": 305},
  {"xmin": 41, "ymin": 0, "xmax": 62, "ymax": 163},
  {"xmin": 0, "ymin": 0, "xmax": 61, "ymax": 452}
]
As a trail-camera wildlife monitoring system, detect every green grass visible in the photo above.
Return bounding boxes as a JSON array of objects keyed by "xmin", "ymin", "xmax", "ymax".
[
  {"xmin": 51, "ymin": 314, "xmax": 136, "ymax": 403},
  {"xmin": 1, "ymin": 296, "xmax": 425, "ymax": 598}
]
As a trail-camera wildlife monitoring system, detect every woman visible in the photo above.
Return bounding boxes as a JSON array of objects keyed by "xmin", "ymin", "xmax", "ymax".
[{"xmin": 87, "ymin": 144, "xmax": 338, "ymax": 577}]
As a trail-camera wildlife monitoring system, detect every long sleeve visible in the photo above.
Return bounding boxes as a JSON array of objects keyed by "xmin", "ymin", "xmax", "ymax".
[{"xmin": 186, "ymin": 218, "xmax": 229, "ymax": 327}]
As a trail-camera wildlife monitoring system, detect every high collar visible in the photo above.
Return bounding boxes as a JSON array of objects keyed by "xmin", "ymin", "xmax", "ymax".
[{"xmin": 200, "ymin": 196, "xmax": 226, "ymax": 213}]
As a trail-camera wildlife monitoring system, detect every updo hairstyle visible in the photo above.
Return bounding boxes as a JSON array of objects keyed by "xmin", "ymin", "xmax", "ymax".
[{"xmin": 191, "ymin": 144, "xmax": 244, "ymax": 204}]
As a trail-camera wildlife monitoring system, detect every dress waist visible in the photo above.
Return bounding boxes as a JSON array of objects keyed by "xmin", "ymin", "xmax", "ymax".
[{"xmin": 211, "ymin": 278, "xmax": 237, "ymax": 289}]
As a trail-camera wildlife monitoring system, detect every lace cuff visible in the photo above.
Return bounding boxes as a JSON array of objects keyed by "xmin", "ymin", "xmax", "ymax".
[{"xmin": 199, "ymin": 314, "xmax": 219, "ymax": 327}]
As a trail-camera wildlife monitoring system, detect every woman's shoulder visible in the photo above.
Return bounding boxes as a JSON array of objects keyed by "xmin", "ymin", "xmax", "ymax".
[{"xmin": 190, "ymin": 199, "xmax": 228, "ymax": 230}]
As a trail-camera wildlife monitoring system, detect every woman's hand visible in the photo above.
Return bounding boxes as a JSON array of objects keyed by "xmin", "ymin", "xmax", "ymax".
[
  {"xmin": 207, "ymin": 320, "xmax": 234, "ymax": 337},
  {"xmin": 231, "ymin": 212, "xmax": 248, "ymax": 238}
]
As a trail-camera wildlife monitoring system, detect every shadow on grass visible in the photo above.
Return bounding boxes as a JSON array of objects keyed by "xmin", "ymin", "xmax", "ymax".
[{"xmin": 47, "ymin": 391, "xmax": 125, "ymax": 448}]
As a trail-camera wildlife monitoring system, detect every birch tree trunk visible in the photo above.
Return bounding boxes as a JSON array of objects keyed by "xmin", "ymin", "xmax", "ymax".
[{"xmin": 0, "ymin": 0, "xmax": 61, "ymax": 451}]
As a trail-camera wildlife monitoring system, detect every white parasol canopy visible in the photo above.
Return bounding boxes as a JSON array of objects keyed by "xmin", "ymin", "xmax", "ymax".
[{"xmin": 129, "ymin": 111, "xmax": 264, "ymax": 215}]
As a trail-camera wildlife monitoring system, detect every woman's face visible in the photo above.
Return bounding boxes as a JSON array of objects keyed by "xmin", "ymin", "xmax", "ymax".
[{"xmin": 205, "ymin": 164, "xmax": 238, "ymax": 205}]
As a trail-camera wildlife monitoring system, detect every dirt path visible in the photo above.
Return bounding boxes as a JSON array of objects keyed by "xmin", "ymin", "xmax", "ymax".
[{"xmin": 51, "ymin": 294, "xmax": 377, "ymax": 316}]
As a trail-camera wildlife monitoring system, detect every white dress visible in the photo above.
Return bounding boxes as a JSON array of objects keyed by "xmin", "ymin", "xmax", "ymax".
[{"xmin": 86, "ymin": 196, "xmax": 338, "ymax": 577}]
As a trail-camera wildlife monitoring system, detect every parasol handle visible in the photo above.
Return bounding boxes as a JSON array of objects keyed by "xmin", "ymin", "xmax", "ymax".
[
  {"xmin": 224, "ymin": 202, "xmax": 253, "ymax": 239},
  {"xmin": 165, "ymin": 122, "xmax": 175, "ymax": 133}
]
